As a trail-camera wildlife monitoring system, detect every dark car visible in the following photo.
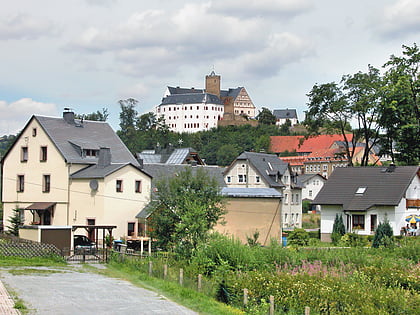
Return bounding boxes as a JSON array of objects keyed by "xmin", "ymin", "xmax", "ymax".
[{"xmin": 74, "ymin": 235, "xmax": 97, "ymax": 254}]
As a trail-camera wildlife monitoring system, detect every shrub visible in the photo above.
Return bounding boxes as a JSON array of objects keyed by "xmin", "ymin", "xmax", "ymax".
[
  {"xmin": 287, "ymin": 228, "xmax": 309, "ymax": 246},
  {"xmin": 339, "ymin": 233, "xmax": 368, "ymax": 247},
  {"xmin": 372, "ymin": 219, "xmax": 394, "ymax": 248},
  {"xmin": 331, "ymin": 214, "xmax": 345, "ymax": 245}
]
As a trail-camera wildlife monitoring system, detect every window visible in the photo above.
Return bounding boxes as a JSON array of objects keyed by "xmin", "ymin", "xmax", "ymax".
[
  {"xmin": 256, "ymin": 176, "xmax": 260, "ymax": 183},
  {"xmin": 40, "ymin": 146, "xmax": 47, "ymax": 162},
  {"xmin": 127, "ymin": 222, "xmax": 135, "ymax": 237},
  {"xmin": 284, "ymin": 193, "xmax": 288, "ymax": 204},
  {"xmin": 135, "ymin": 180, "xmax": 142, "ymax": 193},
  {"xmin": 295, "ymin": 194, "xmax": 299, "ymax": 205},
  {"xmin": 309, "ymin": 190, "xmax": 313, "ymax": 197},
  {"xmin": 17, "ymin": 175, "xmax": 24, "ymax": 192},
  {"xmin": 32, "ymin": 128, "xmax": 37, "ymax": 137},
  {"xmin": 238, "ymin": 174, "xmax": 247, "ymax": 183},
  {"xmin": 116, "ymin": 180, "xmax": 123, "ymax": 192},
  {"xmin": 226, "ymin": 176, "xmax": 231, "ymax": 183},
  {"xmin": 21, "ymin": 147, "xmax": 28, "ymax": 162},
  {"xmin": 356, "ymin": 187, "xmax": 367, "ymax": 195},
  {"xmin": 352, "ymin": 215, "xmax": 365, "ymax": 230},
  {"xmin": 43, "ymin": 175, "xmax": 51, "ymax": 193}
]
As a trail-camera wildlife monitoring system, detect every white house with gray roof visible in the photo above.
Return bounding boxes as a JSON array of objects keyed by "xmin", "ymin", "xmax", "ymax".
[
  {"xmin": 1, "ymin": 111, "xmax": 152, "ymax": 242},
  {"xmin": 273, "ymin": 109, "xmax": 298, "ymax": 126},
  {"xmin": 314, "ymin": 165, "xmax": 420, "ymax": 242}
]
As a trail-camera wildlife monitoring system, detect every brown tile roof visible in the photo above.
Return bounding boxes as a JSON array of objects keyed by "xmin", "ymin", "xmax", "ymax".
[{"xmin": 270, "ymin": 136, "xmax": 304, "ymax": 153}]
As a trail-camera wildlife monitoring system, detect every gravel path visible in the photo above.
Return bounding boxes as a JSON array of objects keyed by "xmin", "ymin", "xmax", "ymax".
[{"xmin": 0, "ymin": 265, "xmax": 198, "ymax": 315}]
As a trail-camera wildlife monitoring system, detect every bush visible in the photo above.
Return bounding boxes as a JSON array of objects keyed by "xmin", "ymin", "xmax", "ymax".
[
  {"xmin": 287, "ymin": 228, "xmax": 309, "ymax": 246},
  {"xmin": 331, "ymin": 214, "xmax": 345, "ymax": 245},
  {"xmin": 339, "ymin": 233, "xmax": 368, "ymax": 247},
  {"xmin": 372, "ymin": 219, "xmax": 394, "ymax": 248}
]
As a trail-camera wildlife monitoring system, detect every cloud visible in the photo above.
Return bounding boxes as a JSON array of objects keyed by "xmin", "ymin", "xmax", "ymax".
[
  {"xmin": 66, "ymin": 2, "xmax": 311, "ymax": 80},
  {"xmin": 373, "ymin": 0, "xmax": 420, "ymax": 39},
  {"xmin": 84, "ymin": 0, "xmax": 117, "ymax": 6},
  {"xmin": 0, "ymin": 14, "xmax": 58, "ymax": 40},
  {"xmin": 0, "ymin": 99, "xmax": 58, "ymax": 135},
  {"xmin": 210, "ymin": 0, "xmax": 313, "ymax": 19}
]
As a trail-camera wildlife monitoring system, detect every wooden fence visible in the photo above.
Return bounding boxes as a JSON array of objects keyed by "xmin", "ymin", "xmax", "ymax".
[{"xmin": 0, "ymin": 234, "xmax": 61, "ymax": 257}]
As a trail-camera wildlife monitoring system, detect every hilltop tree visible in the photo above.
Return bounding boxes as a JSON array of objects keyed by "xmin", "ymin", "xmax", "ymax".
[
  {"xmin": 257, "ymin": 107, "xmax": 276, "ymax": 125},
  {"xmin": 149, "ymin": 168, "xmax": 225, "ymax": 258}
]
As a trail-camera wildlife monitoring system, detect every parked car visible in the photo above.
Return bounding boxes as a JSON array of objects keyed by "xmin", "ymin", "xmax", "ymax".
[{"xmin": 74, "ymin": 235, "xmax": 96, "ymax": 254}]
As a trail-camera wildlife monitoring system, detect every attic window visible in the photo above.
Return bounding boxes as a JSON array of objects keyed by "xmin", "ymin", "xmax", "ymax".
[
  {"xmin": 83, "ymin": 149, "xmax": 99, "ymax": 158},
  {"xmin": 356, "ymin": 187, "xmax": 367, "ymax": 195}
]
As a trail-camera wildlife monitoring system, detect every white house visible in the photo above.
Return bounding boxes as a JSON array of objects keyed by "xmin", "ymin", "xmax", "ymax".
[{"xmin": 313, "ymin": 165, "xmax": 420, "ymax": 242}]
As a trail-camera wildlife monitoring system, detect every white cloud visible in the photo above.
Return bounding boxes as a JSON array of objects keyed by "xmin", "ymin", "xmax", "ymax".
[
  {"xmin": 0, "ymin": 99, "xmax": 58, "ymax": 135},
  {"xmin": 0, "ymin": 14, "xmax": 57, "ymax": 40},
  {"xmin": 66, "ymin": 2, "xmax": 309, "ymax": 80},
  {"xmin": 373, "ymin": 0, "xmax": 420, "ymax": 39},
  {"xmin": 210, "ymin": 0, "xmax": 313, "ymax": 19}
]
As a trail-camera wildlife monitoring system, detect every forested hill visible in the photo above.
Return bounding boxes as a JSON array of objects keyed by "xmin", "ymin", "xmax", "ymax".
[{"xmin": 0, "ymin": 135, "xmax": 16, "ymax": 159}]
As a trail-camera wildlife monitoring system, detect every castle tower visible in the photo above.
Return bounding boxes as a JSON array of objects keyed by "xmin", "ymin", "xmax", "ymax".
[{"xmin": 205, "ymin": 71, "xmax": 221, "ymax": 98}]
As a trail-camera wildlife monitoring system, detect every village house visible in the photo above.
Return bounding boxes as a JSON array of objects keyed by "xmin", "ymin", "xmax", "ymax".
[
  {"xmin": 313, "ymin": 165, "xmax": 420, "ymax": 242},
  {"xmin": 1, "ymin": 111, "xmax": 152, "ymax": 244},
  {"xmin": 273, "ymin": 109, "xmax": 299, "ymax": 126},
  {"xmin": 154, "ymin": 71, "xmax": 257, "ymax": 133},
  {"xmin": 223, "ymin": 151, "xmax": 303, "ymax": 229}
]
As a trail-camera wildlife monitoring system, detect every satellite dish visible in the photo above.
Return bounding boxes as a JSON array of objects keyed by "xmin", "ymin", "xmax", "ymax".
[{"xmin": 89, "ymin": 179, "xmax": 98, "ymax": 191}]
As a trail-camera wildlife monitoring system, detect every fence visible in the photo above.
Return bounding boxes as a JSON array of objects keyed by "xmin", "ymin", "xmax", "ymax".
[
  {"xmin": 113, "ymin": 251, "xmax": 312, "ymax": 314},
  {"xmin": 0, "ymin": 233, "xmax": 61, "ymax": 257}
]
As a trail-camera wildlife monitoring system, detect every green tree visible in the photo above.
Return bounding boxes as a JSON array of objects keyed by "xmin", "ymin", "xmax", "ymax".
[
  {"xmin": 117, "ymin": 98, "xmax": 139, "ymax": 153},
  {"xmin": 149, "ymin": 168, "xmax": 226, "ymax": 258},
  {"xmin": 216, "ymin": 144, "xmax": 239, "ymax": 166},
  {"xmin": 380, "ymin": 43, "xmax": 420, "ymax": 165},
  {"xmin": 75, "ymin": 108, "xmax": 109, "ymax": 121},
  {"xmin": 372, "ymin": 218, "xmax": 394, "ymax": 248},
  {"xmin": 7, "ymin": 207, "xmax": 23, "ymax": 236},
  {"xmin": 287, "ymin": 228, "xmax": 309, "ymax": 246},
  {"xmin": 279, "ymin": 119, "xmax": 292, "ymax": 135},
  {"xmin": 257, "ymin": 107, "xmax": 276, "ymax": 125},
  {"xmin": 331, "ymin": 214, "xmax": 346, "ymax": 244}
]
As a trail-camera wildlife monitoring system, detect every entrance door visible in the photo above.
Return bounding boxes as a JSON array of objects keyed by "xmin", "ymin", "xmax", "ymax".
[{"xmin": 87, "ymin": 219, "xmax": 95, "ymax": 241}]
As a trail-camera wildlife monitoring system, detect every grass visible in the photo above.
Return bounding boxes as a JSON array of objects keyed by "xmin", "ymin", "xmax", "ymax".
[
  {"xmin": 100, "ymin": 262, "xmax": 244, "ymax": 315},
  {"xmin": 0, "ymin": 255, "xmax": 66, "ymax": 267}
]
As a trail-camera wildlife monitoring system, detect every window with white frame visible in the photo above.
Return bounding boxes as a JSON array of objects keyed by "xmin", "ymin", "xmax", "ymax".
[{"xmin": 238, "ymin": 174, "xmax": 247, "ymax": 183}]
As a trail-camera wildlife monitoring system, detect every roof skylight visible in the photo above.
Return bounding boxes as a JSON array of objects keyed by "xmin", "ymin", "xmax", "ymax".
[{"xmin": 356, "ymin": 187, "xmax": 367, "ymax": 195}]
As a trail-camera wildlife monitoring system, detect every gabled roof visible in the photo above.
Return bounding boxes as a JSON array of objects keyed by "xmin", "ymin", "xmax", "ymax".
[
  {"xmin": 34, "ymin": 115, "xmax": 139, "ymax": 165},
  {"xmin": 313, "ymin": 166, "xmax": 420, "ymax": 211},
  {"xmin": 270, "ymin": 136, "xmax": 304, "ymax": 153},
  {"xmin": 297, "ymin": 134, "xmax": 353, "ymax": 153},
  {"xmin": 220, "ymin": 87, "xmax": 243, "ymax": 99},
  {"xmin": 166, "ymin": 86, "xmax": 244, "ymax": 102},
  {"xmin": 273, "ymin": 109, "xmax": 298, "ymax": 119},
  {"xmin": 70, "ymin": 163, "xmax": 151, "ymax": 179},
  {"xmin": 226, "ymin": 151, "xmax": 288, "ymax": 188},
  {"xmin": 160, "ymin": 93, "xmax": 222, "ymax": 106},
  {"xmin": 298, "ymin": 173, "xmax": 326, "ymax": 184}
]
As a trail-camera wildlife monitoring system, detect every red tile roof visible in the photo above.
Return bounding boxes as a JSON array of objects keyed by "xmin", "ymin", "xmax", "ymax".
[
  {"xmin": 297, "ymin": 134, "xmax": 353, "ymax": 153},
  {"xmin": 270, "ymin": 136, "xmax": 304, "ymax": 153}
]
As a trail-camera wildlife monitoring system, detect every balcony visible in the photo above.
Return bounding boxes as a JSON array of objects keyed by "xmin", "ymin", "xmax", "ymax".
[{"xmin": 406, "ymin": 199, "xmax": 420, "ymax": 208}]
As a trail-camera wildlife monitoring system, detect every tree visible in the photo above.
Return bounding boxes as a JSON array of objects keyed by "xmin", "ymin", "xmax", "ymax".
[
  {"xmin": 75, "ymin": 108, "xmax": 109, "ymax": 121},
  {"xmin": 287, "ymin": 228, "xmax": 309, "ymax": 247},
  {"xmin": 117, "ymin": 98, "xmax": 139, "ymax": 153},
  {"xmin": 7, "ymin": 207, "xmax": 23, "ymax": 236},
  {"xmin": 331, "ymin": 214, "xmax": 346, "ymax": 244},
  {"xmin": 216, "ymin": 144, "xmax": 239, "ymax": 166},
  {"xmin": 149, "ymin": 168, "xmax": 226, "ymax": 258},
  {"xmin": 372, "ymin": 218, "xmax": 394, "ymax": 248},
  {"xmin": 380, "ymin": 43, "xmax": 420, "ymax": 165},
  {"xmin": 279, "ymin": 119, "xmax": 292, "ymax": 135},
  {"xmin": 257, "ymin": 107, "xmax": 276, "ymax": 125}
]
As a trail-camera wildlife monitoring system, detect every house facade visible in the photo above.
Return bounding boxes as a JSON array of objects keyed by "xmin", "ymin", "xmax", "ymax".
[
  {"xmin": 313, "ymin": 165, "xmax": 420, "ymax": 242},
  {"xmin": 1, "ymin": 111, "xmax": 151, "ymax": 241},
  {"xmin": 224, "ymin": 151, "xmax": 302, "ymax": 228}
]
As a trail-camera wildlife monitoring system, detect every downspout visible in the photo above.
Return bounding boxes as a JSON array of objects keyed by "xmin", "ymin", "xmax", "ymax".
[{"xmin": 67, "ymin": 163, "xmax": 71, "ymax": 225}]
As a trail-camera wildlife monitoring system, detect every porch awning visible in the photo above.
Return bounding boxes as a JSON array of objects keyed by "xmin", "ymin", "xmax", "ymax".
[{"xmin": 25, "ymin": 202, "xmax": 56, "ymax": 210}]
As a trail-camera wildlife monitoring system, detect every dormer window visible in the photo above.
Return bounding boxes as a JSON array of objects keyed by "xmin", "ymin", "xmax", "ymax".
[
  {"xmin": 356, "ymin": 187, "xmax": 367, "ymax": 195},
  {"xmin": 83, "ymin": 149, "xmax": 99, "ymax": 158}
]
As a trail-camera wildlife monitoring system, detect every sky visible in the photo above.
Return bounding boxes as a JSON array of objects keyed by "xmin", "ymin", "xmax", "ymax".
[{"xmin": 1, "ymin": 0, "xmax": 419, "ymax": 135}]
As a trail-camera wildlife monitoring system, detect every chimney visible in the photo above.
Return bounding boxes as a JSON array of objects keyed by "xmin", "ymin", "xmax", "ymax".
[
  {"xmin": 386, "ymin": 164, "xmax": 396, "ymax": 173},
  {"xmin": 63, "ymin": 110, "xmax": 75, "ymax": 124},
  {"xmin": 98, "ymin": 147, "xmax": 111, "ymax": 168},
  {"xmin": 138, "ymin": 158, "xmax": 144, "ymax": 169}
]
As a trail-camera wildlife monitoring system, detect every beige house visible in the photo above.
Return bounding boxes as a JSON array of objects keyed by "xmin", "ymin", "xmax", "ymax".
[
  {"xmin": 1, "ymin": 111, "xmax": 151, "ymax": 241},
  {"xmin": 224, "ymin": 152, "xmax": 303, "ymax": 229}
]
